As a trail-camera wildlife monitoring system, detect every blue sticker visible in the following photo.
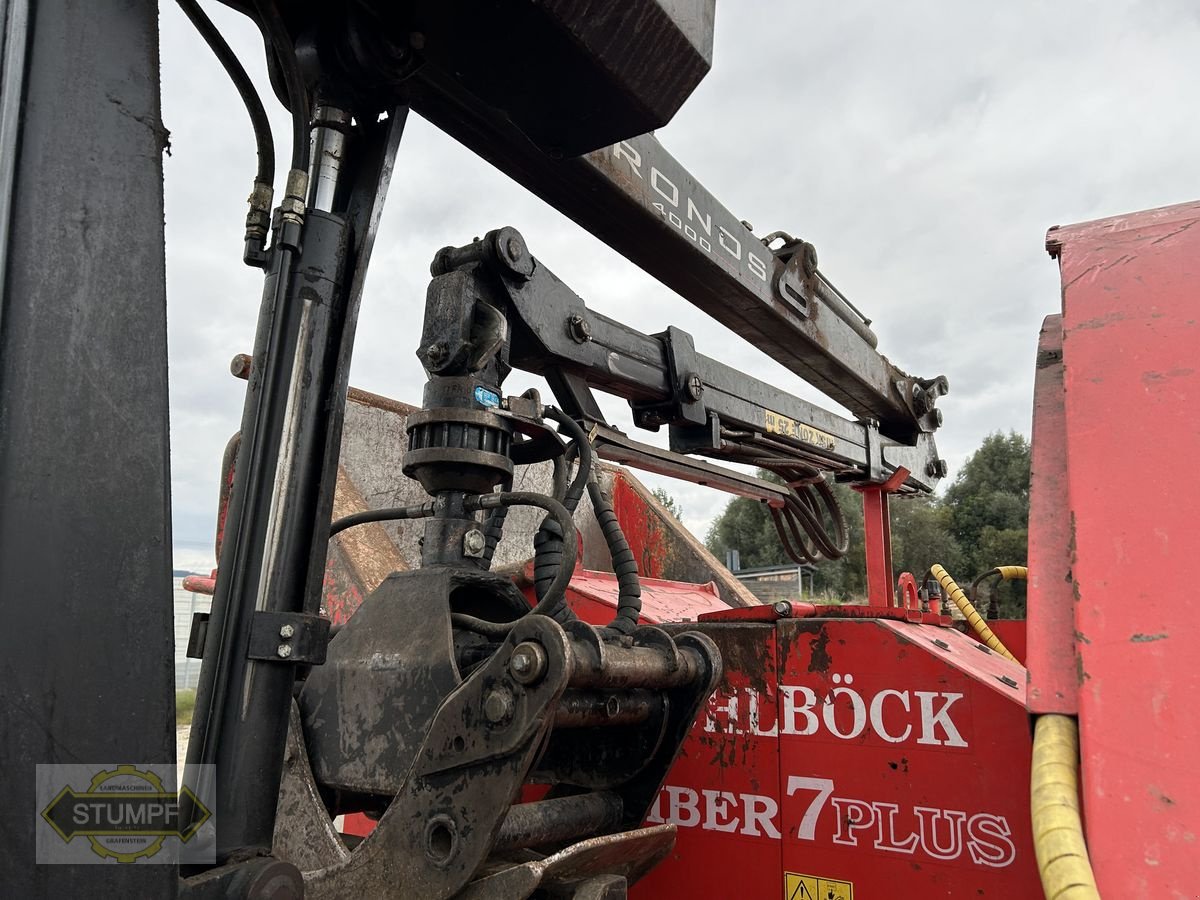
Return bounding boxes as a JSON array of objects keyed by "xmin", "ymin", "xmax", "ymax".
[{"xmin": 474, "ymin": 386, "xmax": 501, "ymax": 408}]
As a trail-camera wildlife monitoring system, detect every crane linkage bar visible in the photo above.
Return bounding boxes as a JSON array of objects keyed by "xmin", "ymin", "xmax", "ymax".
[
  {"xmin": 425, "ymin": 228, "xmax": 945, "ymax": 493},
  {"xmin": 406, "ymin": 84, "xmax": 948, "ymax": 446}
]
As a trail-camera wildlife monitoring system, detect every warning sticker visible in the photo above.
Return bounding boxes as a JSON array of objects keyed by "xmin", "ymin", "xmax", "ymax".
[{"xmin": 784, "ymin": 871, "xmax": 854, "ymax": 900}]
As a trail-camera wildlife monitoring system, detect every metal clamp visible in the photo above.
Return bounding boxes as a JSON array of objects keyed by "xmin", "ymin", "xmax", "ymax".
[{"xmin": 248, "ymin": 611, "xmax": 331, "ymax": 665}]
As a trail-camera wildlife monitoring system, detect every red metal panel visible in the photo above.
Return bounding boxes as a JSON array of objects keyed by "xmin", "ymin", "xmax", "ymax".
[
  {"xmin": 638, "ymin": 619, "xmax": 1039, "ymax": 898},
  {"xmin": 1051, "ymin": 200, "xmax": 1200, "ymax": 893},
  {"xmin": 557, "ymin": 568, "xmax": 732, "ymax": 624},
  {"xmin": 635, "ymin": 623, "xmax": 783, "ymax": 899},
  {"xmin": 1025, "ymin": 314, "xmax": 1077, "ymax": 713}
]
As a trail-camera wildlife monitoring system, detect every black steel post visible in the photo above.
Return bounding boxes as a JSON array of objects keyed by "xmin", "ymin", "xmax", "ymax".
[
  {"xmin": 184, "ymin": 110, "xmax": 406, "ymax": 865},
  {"xmin": 0, "ymin": 0, "xmax": 176, "ymax": 895}
]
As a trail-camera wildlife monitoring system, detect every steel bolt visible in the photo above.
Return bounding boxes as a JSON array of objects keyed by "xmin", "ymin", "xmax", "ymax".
[
  {"xmin": 279, "ymin": 624, "xmax": 295, "ymax": 639},
  {"xmin": 684, "ymin": 372, "xmax": 704, "ymax": 401},
  {"xmin": 506, "ymin": 236, "xmax": 523, "ymax": 261},
  {"xmin": 463, "ymin": 529, "xmax": 487, "ymax": 558},
  {"xmin": 426, "ymin": 341, "xmax": 449, "ymax": 365},
  {"xmin": 509, "ymin": 641, "xmax": 548, "ymax": 685},
  {"xmin": 773, "ymin": 600, "xmax": 792, "ymax": 618},
  {"xmin": 567, "ymin": 313, "xmax": 592, "ymax": 343},
  {"xmin": 483, "ymin": 688, "xmax": 515, "ymax": 724},
  {"xmin": 276, "ymin": 643, "xmax": 293, "ymax": 659}
]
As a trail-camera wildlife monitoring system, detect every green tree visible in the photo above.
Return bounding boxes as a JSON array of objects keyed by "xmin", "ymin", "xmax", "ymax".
[
  {"xmin": 704, "ymin": 475, "xmax": 866, "ymax": 601},
  {"xmin": 651, "ymin": 487, "xmax": 684, "ymax": 522},
  {"xmin": 942, "ymin": 431, "xmax": 1032, "ymax": 617},
  {"xmin": 943, "ymin": 431, "xmax": 1030, "ymax": 570},
  {"xmin": 889, "ymin": 494, "xmax": 965, "ymax": 580}
]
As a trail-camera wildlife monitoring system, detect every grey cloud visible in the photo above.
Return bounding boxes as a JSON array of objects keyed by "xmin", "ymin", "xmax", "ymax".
[{"xmin": 161, "ymin": 1, "xmax": 1200, "ymax": 569}]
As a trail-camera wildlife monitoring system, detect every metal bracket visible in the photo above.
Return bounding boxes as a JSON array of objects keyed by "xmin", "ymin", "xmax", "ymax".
[
  {"xmin": 632, "ymin": 325, "xmax": 705, "ymax": 428},
  {"xmin": 248, "ymin": 611, "xmax": 331, "ymax": 665},
  {"xmin": 187, "ymin": 612, "xmax": 210, "ymax": 660}
]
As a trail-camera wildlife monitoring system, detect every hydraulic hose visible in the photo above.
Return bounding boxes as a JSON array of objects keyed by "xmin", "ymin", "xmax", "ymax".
[
  {"xmin": 531, "ymin": 409, "xmax": 592, "ymax": 624},
  {"xmin": 174, "ymin": 0, "xmax": 277, "ymax": 262},
  {"xmin": 175, "ymin": 0, "xmax": 274, "ymax": 186},
  {"xmin": 542, "ymin": 409, "xmax": 642, "ymax": 634},
  {"xmin": 1031, "ymin": 714, "xmax": 1100, "ymax": 900},
  {"xmin": 587, "ymin": 475, "xmax": 643, "ymax": 635},
  {"xmin": 971, "ymin": 565, "xmax": 1029, "ymax": 617},
  {"xmin": 328, "ymin": 502, "xmax": 435, "ymax": 537},
  {"xmin": 451, "ymin": 491, "xmax": 578, "ymax": 637},
  {"xmin": 929, "ymin": 564, "xmax": 1019, "ymax": 664}
]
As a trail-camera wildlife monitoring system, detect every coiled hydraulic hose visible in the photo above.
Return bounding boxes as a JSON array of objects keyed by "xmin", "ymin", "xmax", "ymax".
[
  {"xmin": 587, "ymin": 475, "xmax": 642, "ymax": 635},
  {"xmin": 1031, "ymin": 714, "xmax": 1100, "ymax": 900},
  {"xmin": 929, "ymin": 564, "xmax": 1019, "ymax": 663},
  {"xmin": 529, "ymin": 409, "xmax": 592, "ymax": 625}
]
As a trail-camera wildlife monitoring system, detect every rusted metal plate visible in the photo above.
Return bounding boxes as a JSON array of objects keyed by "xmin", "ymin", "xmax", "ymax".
[
  {"xmin": 1025, "ymin": 314, "xmax": 1077, "ymax": 712},
  {"xmin": 637, "ymin": 619, "xmax": 1038, "ymax": 898},
  {"xmin": 607, "ymin": 468, "xmax": 759, "ymax": 607},
  {"xmin": 1051, "ymin": 200, "xmax": 1200, "ymax": 893}
]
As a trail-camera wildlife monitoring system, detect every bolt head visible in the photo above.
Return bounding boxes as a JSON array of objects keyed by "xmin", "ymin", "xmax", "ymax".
[
  {"xmin": 684, "ymin": 372, "xmax": 704, "ymax": 401},
  {"xmin": 463, "ymin": 529, "xmax": 487, "ymax": 557},
  {"xmin": 506, "ymin": 236, "xmax": 523, "ymax": 260},
  {"xmin": 773, "ymin": 600, "xmax": 792, "ymax": 617},
  {"xmin": 567, "ymin": 313, "xmax": 592, "ymax": 343},
  {"xmin": 483, "ymin": 688, "xmax": 514, "ymax": 724},
  {"xmin": 279, "ymin": 624, "xmax": 295, "ymax": 639},
  {"xmin": 276, "ymin": 643, "xmax": 293, "ymax": 659}
]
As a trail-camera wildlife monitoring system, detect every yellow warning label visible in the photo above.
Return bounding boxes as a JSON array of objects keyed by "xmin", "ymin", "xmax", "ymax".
[
  {"xmin": 784, "ymin": 871, "xmax": 854, "ymax": 900},
  {"xmin": 763, "ymin": 410, "xmax": 837, "ymax": 451}
]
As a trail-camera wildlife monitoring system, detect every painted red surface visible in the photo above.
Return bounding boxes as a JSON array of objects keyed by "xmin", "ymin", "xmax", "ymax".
[
  {"xmin": 635, "ymin": 618, "xmax": 1039, "ymax": 898},
  {"xmin": 610, "ymin": 470, "xmax": 670, "ymax": 579},
  {"xmin": 853, "ymin": 468, "xmax": 908, "ymax": 608},
  {"xmin": 1050, "ymin": 200, "xmax": 1200, "ymax": 893},
  {"xmin": 1024, "ymin": 315, "xmax": 1076, "ymax": 713}
]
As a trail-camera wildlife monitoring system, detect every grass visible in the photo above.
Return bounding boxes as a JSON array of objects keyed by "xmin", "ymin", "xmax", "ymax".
[{"xmin": 176, "ymin": 689, "xmax": 196, "ymax": 727}]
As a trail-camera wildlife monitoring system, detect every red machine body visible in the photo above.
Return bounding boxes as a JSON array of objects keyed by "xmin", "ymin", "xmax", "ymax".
[{"xmin": 192, "ymin": 200, "xmax": 1199, "ymax": 897}]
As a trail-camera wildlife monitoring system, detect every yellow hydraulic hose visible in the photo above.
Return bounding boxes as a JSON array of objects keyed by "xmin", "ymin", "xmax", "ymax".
[
  {"xmin": 1031, "ymin": 714, "xmax": 1100, "ymax": 899},
  {"xmin": 995, "ymin": 564, "xmax": 1028, "ymax": 581},
  {"xmin": 929, "ymin": 563, "xmax": 1019, "ymax": 663}
]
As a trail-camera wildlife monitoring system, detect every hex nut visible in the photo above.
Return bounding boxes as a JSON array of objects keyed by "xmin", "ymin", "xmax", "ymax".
[
  {"xmin": 276, "ymin": 643, "xmax": 293, "ymax": 659},
  {"xmin": 279, "ymin": 624, "xmax": 295, "ymax": 639},
  {"xmin": 509, "ymin": 641, "xmax": 548, "ymax": 685}
]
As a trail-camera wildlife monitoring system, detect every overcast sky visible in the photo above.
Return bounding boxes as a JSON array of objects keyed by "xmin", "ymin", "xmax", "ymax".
[{"xmin": 161, "ymin": 1, "xmax": 1200, "ymax": 572}]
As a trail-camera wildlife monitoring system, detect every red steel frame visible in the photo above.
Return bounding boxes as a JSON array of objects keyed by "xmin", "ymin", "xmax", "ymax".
[{"xmin": 1042, "ymin": 201, "xmax": 1200, "ymax": 893}]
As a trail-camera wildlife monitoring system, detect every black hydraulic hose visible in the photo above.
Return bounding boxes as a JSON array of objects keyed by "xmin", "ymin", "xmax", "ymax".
[
  {"xmin": 550, "ymin": 453, "xmax": 568, "ymax": 504},
  {"xmin": 452, "ymin": 491, "xmax": 579, "ymax": 637},
  {"xmin": 328, "ymin": 502, "xmax": 435, "ymax": 537},
  {"xmin": 478, "ymin": 476, "xmax": 514, "ymax": 569},
  {"xmin": 252, "ymin": 0, "xmax": 310, "ymax": 173},
  {"xmin": 587, "ymin": 475, "xmax": 643, "ymax": 635},
  {"xmin": 545, "ymin": 408, "xmax": 591, "ymax": 513},
  {"xmin": 531, "ymin": 409, "xmax": 592, "ymax": 623},
  {"xmin": 175, "ymin": 0, "xmax": 275, "ymax": 186}
]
